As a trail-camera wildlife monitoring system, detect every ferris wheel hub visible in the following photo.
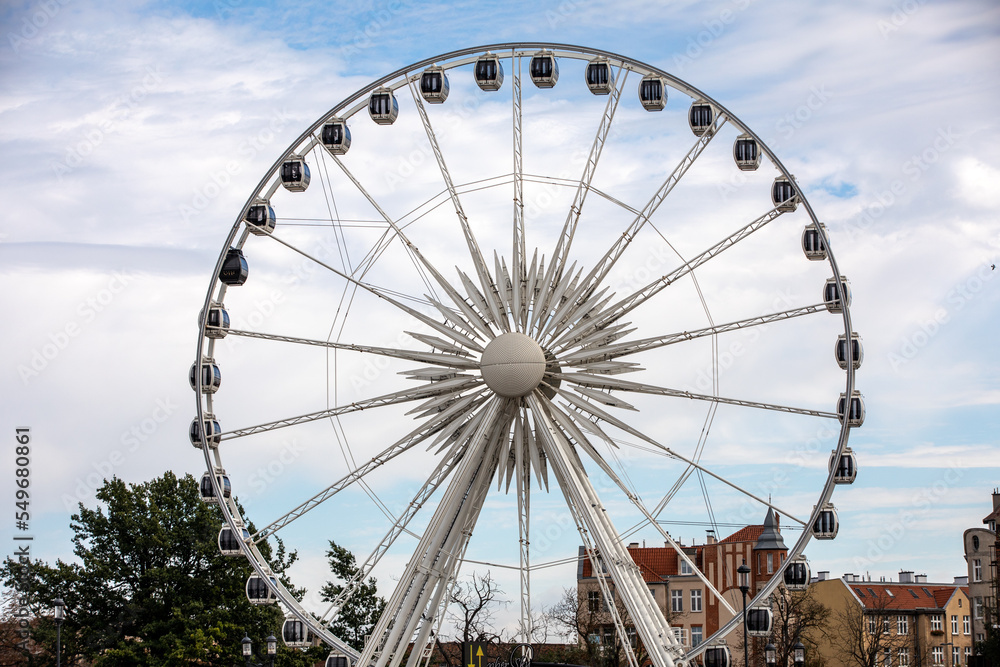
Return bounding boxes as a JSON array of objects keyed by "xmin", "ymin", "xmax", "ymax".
[{"xmin": 480, "ymin": 332, "xmax": 547, "ymax": 398}]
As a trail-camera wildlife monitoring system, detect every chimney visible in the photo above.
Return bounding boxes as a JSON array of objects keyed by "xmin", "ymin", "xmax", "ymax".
[
  {"xmin": 817, "ymin": 571, "xmax": 829, "ymax": 581},
  {"xmin": 899, "ymin": 571, "xmax": 913, "ymax": 584},
  {"xmin": 628, "ymin": 542, "xmax": 639, "ymax": 549},
  {"xmin": 706, "ymin": 530, "xmax": 717, "ymax": 545},
  {"xmin": 955, "ymin": 576, "xmax": 969, "ymax": 585},
  {"xmin": 993, "ymin": 487, "xmax": 1000, "ymax": 511},
  {"xmin": 843, "ymin": 573, "xmax": 854, "ymax": 582},
  {"xmin": 915, "ymin": 574, "xmax": 927, "ymax": 583}
]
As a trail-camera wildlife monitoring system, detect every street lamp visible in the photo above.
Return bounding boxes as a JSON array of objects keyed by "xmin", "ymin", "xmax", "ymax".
[
  {"xmin": 765, "ymin": 642, "xmax": 776, "ymax": 667},
  {"xmin": 242, "ymin": 633, "xmax": 277, "ymax": 667},
  {"xmin": 737, "ymin": 561, "xmax": 750, "ymax": 667},
  {"xmin": 53, "ymin": 598, "xmax": 65, "ymax": 667},
  {"xmin": 792, "ymin": 640, "xmax": 805, "ymax": 667}
]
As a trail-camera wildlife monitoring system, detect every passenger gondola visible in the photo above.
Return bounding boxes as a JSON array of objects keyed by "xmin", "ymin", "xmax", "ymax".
[
  {"xmin": 733, "ymin": 133, "xmax": 761, "ymax": 170},
  {"xmin": 420, "ymin": 65, "xmax": 450, "ymax": 103},
  {"xmin": 830, "ymin": 447, "xmax": 858, "ymax": 484},
  {"xmin": 639, "ymin": 75, "xmax": 667, "ymax": 111},
  {"xmin": 802, "ymin": 222, "xmax": 827, "ymax": 260},
  {"xmin": 836, "ymin": 332, "xmax": 864, "ymax": 370},
  {"xmin": 772, "ymin": 175, "xmax": 798, "ymax": 212},
  {"xmin": 219, "ymin": 247, "xmax": 248, "ymax": 285},
  {"xmin": 321, "ymin": 119, "xmax": 351, "ymax": 156},
  {"xmin": 474, "ymin": 52, "xmax": 504, "ymax": 91},
  {"xmin": 823, "ymin": 275, "xmax": 852, "ymax": 313},
  {"xmin": 189, "ymin": 413, "xmax": 222, "ymax": 448},
  {"xmin": 585, "ymin": 57, "xmax": 613, "ymax": 95},
  {"xmin": 689, "ymin": 100, "xmax": 716, "ymax": 136},
  {"xmin": 280, "ymin": 156, "xmax": 310, "ymax": 192},
  {"xmin": 368, "ymin": 87, "xmax": 399, "ymax": 125},
  {"xmin": 189, "ymin": 357, "xmax": 221, "ymax": 394},
  {"xmin": 245, "ymin": 199, "xmax": 276, "ymax": 236}
]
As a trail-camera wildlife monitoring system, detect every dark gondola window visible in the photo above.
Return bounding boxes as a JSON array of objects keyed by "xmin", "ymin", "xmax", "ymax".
[
  {"xmin": 690, "ymin": 105, "xmax": 713, "ymax": 128},
  {"xmin": 421, "ymin": 73, "xmax": 441, "ymax": 93},
  {"xmin": 641, "ymin": 79, "xmax": 662, "ymax": 101},
  {"xmin": 531, "ymin": 57, "xmax": 553, "ymax": 78},
  {"xmin": 476, "ymin": 60, "xmax": 497, "ymax": 81},
  {"xmin": 736, "ymin": 140, "xmax": 757, "ymax": 162},
  {"xmin": 282, "ymin": 162, "xmax": 301, "ymax": 182},
  {"xmin": 587, "ymin": 64, "xmax": 609, "ymax": 86}
]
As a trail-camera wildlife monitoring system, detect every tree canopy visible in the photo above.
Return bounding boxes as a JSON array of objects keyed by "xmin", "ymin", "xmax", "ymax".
[{"xmin": 1, "ymin": 472, "xmax": 324, "ymax": 666}]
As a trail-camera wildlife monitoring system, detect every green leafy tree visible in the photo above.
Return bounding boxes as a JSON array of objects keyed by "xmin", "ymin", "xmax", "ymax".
[
  {"xmin": 1, "ymin": 472, "xmax": 324, "ymax": 666},
  {"xmin": 319, "ymin": 541, "xmax": 387, "ymax": 651}
]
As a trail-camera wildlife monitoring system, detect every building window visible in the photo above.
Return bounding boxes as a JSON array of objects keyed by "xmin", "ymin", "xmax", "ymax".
[
  {"xmin": 897, "ymin": 615, "xmax": 908, "ymax": 634},
  {"xmin": 883, "ymin": 616, "xmax": 890, "ymax": 634},
  {"xmin": 671, "ymin": 590, "xmax": 683, "ymax": 613},
  {"xmin": 952, "ymin": 647, "xmax": 960, "ymax": 666},
  {"xmin": 965, "ymin": 647, "xmax": 972, "ymax": 662},
  {"xmin": 588, "ymin": 591, "xmax": 601, "ymax": 612},
  {"xmin": 931, "ymin": 614, "xmax": 942, "ymax": 631},
  {"xmin": 883, "ymin": 648, "xmax": 891, "ymax": 667},
  {"xmin": 868, "ymin": 615, "xmax": 878, "ymax": 635},
  {"xmin": 952, "ymin": 615, "xmax": 958, "ymax": 634},
  {"xmin": 975, "ymin": 597, "xmax": 983, "ymax": 619},
  {"xmin": 964, "ymin": 615, "xmax": 970, "ymax": 634},
  {"xmin": 671, "ymin": 627, "xmax": 689, "ymax": 646},
  {"xmin": 691, "ymin": 589, "xmax": 702, "ymax": 613},
  {"xmin": 932, "ymin": 647, "xmax": 943, "ymax": 665},
  {"xmin": 973, "ymin": 559, "xmax": 982, "ymax": 582},
  {"xmin": 897, "ymin": 648, "xmax": 909, "ymax": 666},
  {"xmin": 628, "ymin": 627, "xmax": 637, "ymax": 648},
  {"xmin": 680, "ymin": 559, "xmax": 693, "ymax": 575},
  {"xmin": 587, "ymin": 632, "xmax": 600, "ymax": 645},
  {"xmin": 691, "ymin": 626, "xmax": 703, "ymax": 647},
  {"xmin": 767, "ymin": 553, "xmax": 773, "ymax": 574}
]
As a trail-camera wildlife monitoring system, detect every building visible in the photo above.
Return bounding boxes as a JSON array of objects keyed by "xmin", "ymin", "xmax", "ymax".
[
  {"xmin": 963, "ymin": 488, "xmax": 999, "ymax": 644},
  {"xmin": 575, "ymin": 509, "xmax": 788, "ymax": 652},
  {"xmin": 809, "ymin": 572, "xmax": 974, "ymax": 666}
]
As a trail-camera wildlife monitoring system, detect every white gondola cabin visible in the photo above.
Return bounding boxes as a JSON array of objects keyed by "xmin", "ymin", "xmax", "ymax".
[
  {"xmin": 837, "ymin": 390, "xmax": 865, "ymax": 427},
  {"xmin": 639, "ymin": 75, "xmax": 667, "ymax": 111},
  {"xmin": 529, "ymin": 50, "xmax": 558, "ymax": 88},
  {"xmin": 689, "ymin": 100, "xmax": 716, "ymax": 136},
  {"xmin": 784, "ymin": 556, "xmax": 811, "ymax": 591},
  {"xmin": 189, "ymin": 357, "xmax": 221, "ymax": 394},
  {"xmin": 200, "ymin": 302, "xmax": 230, "ymax": 339},
  {"xmin": 220, "ymin": 247, "xmax": 248, "ymax": 285},
  {"xmin": 747, "ymin": 607, "xmax": 774, "ymax": 637},
  {"xmin": 200, "ymin": 471, "xmax": 231, "ymax": 503},
  {"xmin": 585, "ymin": 58, "xmax": 614, "ymax": 94},
  {"xmin": 325, "ymin": 654, "xmax": 349, "ymax": 667},
  {"xmin": 246, "ymin": 574, "xmax": 278, "ymax": 604},
  {"xmin": 812, "ymin": 503, "xmax": 839, "ymax": 539},
  {"xmin": 801, "ymin": 222, "xmax": 827, "ymax": 260},
  {"xmin": 282, "ymin": 617, "xmax": 315, "ymax": 648},
  {"xmin": 733, "ymin": 133, "xmax": 761, "ymax": 171},
  {"xmin": 189, "ymin": 413, "xmax": 222, "ymax": 448},
  {"xmin": 218, "ymin": 523, "xmax": 250, "ymax": 556},
  {"xmin": 772, "ymin": 175, "xmax": 798, "ymax": 212},
  {"xmin": 280, "ymin": 156, "xmax": 310, "ymax": 192},
  {"xmin": 823, "ymin": 275, "xmax": 852, "ymax": 313},
  {"xmin": 830, "ymin": 447, "xmax": 858, "ymax": 484},
  {"xmin": 321, "ymin": 119, "xmax": 351, "ymax": 156},
  {"xmin": 836, "ymin": 332, "xmax": 864, "ymax": 370},
  {"xmin": 246, "ymin": 200, "xmax": 276, "ymax": 236},
  {"xmin": 704, "ymin": 645, "xmax": 731, "ymax": 667},
  {"xmin": 474, "ymin": 52, "xmax": 504, "ymax": 91},
  {"xmin": 420, "ymin": 65, "xmax": 449, "ymax": 103},
  {"xmin": 368, "ymin": 87, "xmax": 399, "ymax": 125}
]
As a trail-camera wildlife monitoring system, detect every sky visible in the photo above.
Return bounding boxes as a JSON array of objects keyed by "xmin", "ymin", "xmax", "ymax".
[{"xmin": 1, "ymin": 0, "xmax": 999, "ymax": 647}]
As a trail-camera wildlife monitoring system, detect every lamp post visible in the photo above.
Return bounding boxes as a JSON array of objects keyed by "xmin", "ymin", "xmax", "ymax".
[
  {"xmin": 53, "ymin": 598, "xmax": 65, "ymax": 667},
  {"xmin": 242, "ymin": 633, "xmax": 277, "ymax": 667},
  {"xmin": 792, "ymin": 640, "xmax": 805, "ymax": 667},
  {"xmin": 737, "ymin": 561, "xmax": 750, "ymax": 667},
  {"xmin": 764, "ymin": 642, "xmax": 776, "ymax": 667}
]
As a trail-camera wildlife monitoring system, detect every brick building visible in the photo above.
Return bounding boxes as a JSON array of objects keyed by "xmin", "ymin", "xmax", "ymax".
[{"xmin": 575, "ymin": 509, "xmax": 788, "ymax": 651}]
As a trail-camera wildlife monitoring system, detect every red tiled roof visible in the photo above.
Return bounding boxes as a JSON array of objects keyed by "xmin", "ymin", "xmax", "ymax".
[
  {"xmin": 720, "ymin": 525, "xmax": 765, "ymax": 544},
  {"xmin": 848, "ymin": 582, "xmax": 966, "ymax": 611},
  {"xmin": 580, "ymin": 546, "xmax": 704, "ymax": 582}
]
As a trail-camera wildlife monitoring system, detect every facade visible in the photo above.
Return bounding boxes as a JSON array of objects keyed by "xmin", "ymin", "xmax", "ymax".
[
  {"xmin": 809, "ymin": 573, "xmax": 974, "ymax": 667},
  {"xmin": 575, "ymin": 509, "xmax": 788, "ymax": 652},
  {"xmin": 963, "ymin": 489, "xmax": 999, "ymax": 644}
]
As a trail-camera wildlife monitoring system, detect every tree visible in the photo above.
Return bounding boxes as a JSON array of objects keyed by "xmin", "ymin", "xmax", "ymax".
[
  {"xmin": 0, "ymin": 472, "xmax": 324, "ymax": 666},
  {"xmin": 319, "ymin": 540, "xmax": 387, "ymax": 651},
  {"xmin": 832, "ymin": 589, "xmax": 911, "ymax": 667},
  {"xmin": 765, "ymin": 587, "xmax": 829, "ymax": 667},
  {"xmin": 433, "ymin": 571, "xmax": 512, "ymax": 667}
]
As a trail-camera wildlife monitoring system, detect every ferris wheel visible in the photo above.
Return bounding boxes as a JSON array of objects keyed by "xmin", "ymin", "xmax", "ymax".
[{"xmin": 191, "ymin": 43, "xmax": 862, "ymax": 667}]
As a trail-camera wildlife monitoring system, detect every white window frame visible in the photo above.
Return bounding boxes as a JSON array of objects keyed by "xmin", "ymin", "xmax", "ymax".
[
  {"xmin": 691, "ymin": 625, "xmax": 703, "ymax": 647},
  {"xmin": 671, "ymin": 627, "xmax": 690, "ymax": 647},
  {"xmin": 671, "ymin": 589, "xmax": 683, "ymax": 613},
  {"xmin": 680, "ymin": 558, "xmax": 693, "ymax": 575},
  {"xmin": 931, "ymin": 614, "xmax": 942, "ymax": 631},
  {"xmin": 951, "ymin": 615, "xmax": 958, "ymax": 634},
  {"xmin": 690, "ymin": 589, "xmax": 702, "ymax": 613},
  {"xmin": 973, "ymin": 558, "xmax": 982, "ymax": 582},
  {"xmin": 868, "ymin": 615, "xmax": 878, "ymax": 635},
  {"xmin": 588, "ymin": 590, "xmax": 601, "ymax": 613},
  {"xmin": 897, "ymin": 615, "xmax": 908, "ymax": 634},
  {"xmin": 932, "ymin": 647, "xmax": 943, "ymax": 665},
  {"xmin": 952, "ymin": 646, "xmax": 959, "ymax": 666},
  {"xmin": 897, "ymin": 648, "xmax": 909, "ymax": 666},
  {"xmin": 963, "ymin": 615, "xmax": 970, "ymax": 634}
]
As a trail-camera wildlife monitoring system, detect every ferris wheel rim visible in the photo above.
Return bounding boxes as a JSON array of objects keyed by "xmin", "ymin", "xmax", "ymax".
[{"xmin": 191, "ymin": 41, "xmax": 859, "ymax": 665}]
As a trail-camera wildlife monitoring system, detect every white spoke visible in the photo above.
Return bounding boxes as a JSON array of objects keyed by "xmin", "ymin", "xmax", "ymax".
[{"xmin": 511, "ymin": 52, "xmax": 527, "ymax": 332}]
